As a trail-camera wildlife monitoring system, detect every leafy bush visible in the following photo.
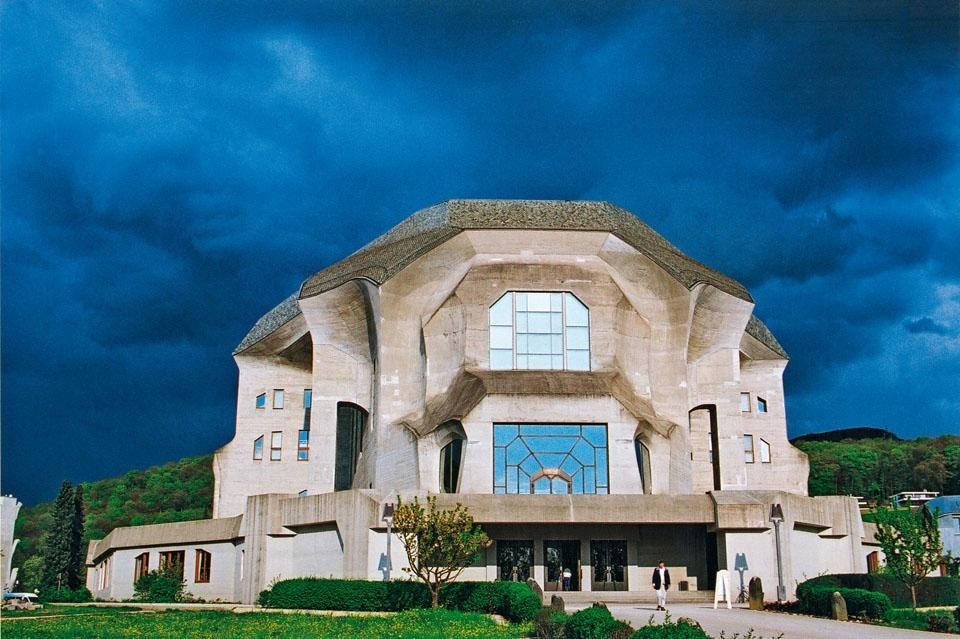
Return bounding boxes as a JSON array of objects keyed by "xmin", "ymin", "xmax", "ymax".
[
  {"xmin": 132, "ymin": 566, "xmax": 186, "ymax": 602},
  {"xmin": 258, "ymin": 578, "xmax": 430, "ymax": 611},
  {"xmin": 798, "ymin": 574, "xmax": 959, "ymax": 607},
  {"xmin": 41, "ymin": 587, "xmax": 92, "ymax": 603},
  {"xmin": 954, "ymin": 605, "xmax": 960, "ymax": 628},
  {"xmin": 927, "ymin": 614, "xmax": 952, "ymax": 633},
  {"xmin": 534, "ymin": 607, "xmax": 568, "ymax": 639},
  {"xmin": 439, "ymin": 581, "xmax": 541, "ymax": 622},
  {"xmin": 565, "ymin": 605, "xmax": 623, "ymax": 639},
  {"xmin": 795, "ymin": 585, "xmax": 891, "ymax": 619},
  {"xmin": 629, "ymin": 615, "xmax": 710, "ymax": 639}
]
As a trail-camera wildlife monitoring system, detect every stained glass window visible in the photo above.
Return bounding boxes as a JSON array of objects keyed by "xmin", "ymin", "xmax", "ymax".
[{"xmin": 493, "ymin": 424, "xmax": 608, "ymax": 494}]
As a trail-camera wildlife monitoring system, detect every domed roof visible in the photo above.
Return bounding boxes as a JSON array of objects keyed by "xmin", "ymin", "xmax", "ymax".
[{"xmin": 236, "ymin": 200, "xmax": 785, "ymax": 356}]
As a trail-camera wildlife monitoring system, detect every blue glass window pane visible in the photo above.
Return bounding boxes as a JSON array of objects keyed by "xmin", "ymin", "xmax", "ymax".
[
  {"xmin": 551, "ymin": 477, "xmax": 569, "ymax": 493},
  {"xmin": 299, "ymin": 431, "xmax": 309, "ymax": 446},
  {"xmin": 492, "ymin": 424, "xmax": 607, "ymax": 494},
  {"xmin": 528, "ymin": 312, "xmax": 552, "ymax": 333},
  {"xmin": 516, "ymin": 354, "xmax": 528, "ymax": 368},
  {"xmin": 584, "ymin": 426, "xmax": 606, "ymax": 446},
  {"xmin": 490, "ymin": 294, "xmax": 513, "ymax": 325},
  {"xmin": 551, "ymin": 335, "xmax": 564, "ymax": 353},
  {"xmin": 584, "ymin": 466, "xmax": 596, "ymax": 491},
  {"xmin": 566, "ymin": 327, "xmax": 589, "ymax": 350},
  {"xmin": 529, "ymin": 334, "xmax": 551, "ymax": 353},
  {"xmin": 507, "ymin": 440, "xmax": 528, "ymax": 464},
  {"xmin": 528, "ymin": 292, "xmax": 551, "ymax": 311},
  {"xmin": 491, "ymin": 350, "xmax": 513, "ymax": 369},
  {"xmin": 565, "ymin": 294, "xmax": 589, "ymax": 326},
  {"xmin": 256, "ymin": 394, "xmax": 266, "ymax": 409},
  {"xmin": 528, "ymin": 354, "xmax": 551, "ymax": 369},
  {"xmin": 516, "ymin": 335, "xmax": 528, "ymax": 353},
  {"xmin": 521, "ymin": 456, "xmax": 541, "ymax": 475},
  {"xmin": 515, "ymin": 293, "xmax": 527, "ymax": 311},
  {"xmin": 303, "ymin": 389, "xmax": 312, "ymax": 408},
  {"xmin": 491, "ymin": 326, "xmax": 513, "ymax": 349},
  {"xmin": 516, "ymin": 313, "xmax": 528, "ymax": 332},
  {"xmin": 537, "ymin": 453, "xmax": 566, "ymax": 468},
  {"xmin": 297, "ymin": 449, "xmax": 309, "ymax": 461},
  {"xmin": 551, "ymin": 313, "xmax": 563, "ymax": 333},
  {"xmin": 495, "ymin": 425, "xmax": 518, "ymax": 445},
  {"xmin": 534, "ymin": 477, "xmax": 551, "ymax": 494},
  {"xmin": 552, "ymin": 355, "xmax": 564, "ymax": 369},
  {"xmin": 567, "ymin": 350, "xmax": 590, "ymax": 371},
  {"xmin": 551, "ymin": 293, "xmax": 563, "ymax": 311}
]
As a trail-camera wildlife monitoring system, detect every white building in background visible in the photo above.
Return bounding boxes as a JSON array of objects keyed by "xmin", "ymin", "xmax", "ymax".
[
  {"xmin": 88, "ymin": 200, "xmax": 869, "ymax": 603},
  {"xmin": 2, "ymin": 495, "xmax": 23, "ymax": 593}
]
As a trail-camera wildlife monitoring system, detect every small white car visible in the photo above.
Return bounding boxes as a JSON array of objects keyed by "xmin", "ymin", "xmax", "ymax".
[{"xmin": 3, "ymin": 592, "xmax": 40, "ymax": 604}]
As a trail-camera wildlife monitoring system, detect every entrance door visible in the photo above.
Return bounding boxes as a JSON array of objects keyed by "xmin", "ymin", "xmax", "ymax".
[
  {"xmin": 497, "ymin": 540, "xmax": 533, "ymax": 582},
  {"xmin": 544, "ymin": 540, "xmax": 581, "ymax": 591},
  {"xmin": 590, "ymin": 540, "xmax": 627, "ymax": 591}
]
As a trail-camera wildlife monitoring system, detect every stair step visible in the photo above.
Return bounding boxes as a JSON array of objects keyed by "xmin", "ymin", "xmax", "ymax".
[{"xmin": 546, "ymin": 590, "xmax": 716, "ymax": 604}]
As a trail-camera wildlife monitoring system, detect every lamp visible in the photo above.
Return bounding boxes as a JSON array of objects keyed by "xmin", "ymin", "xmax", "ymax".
[
  {"xmin": 734, "ymin": 553, "xmax": 748, "ymax": 602},
  {"xmin": 382, "ymin": 502, "xmax": 395, "ymax": 581},
  {"xmin": 769, "ymin": 504, "xmax": 786, "ymax": 601}
]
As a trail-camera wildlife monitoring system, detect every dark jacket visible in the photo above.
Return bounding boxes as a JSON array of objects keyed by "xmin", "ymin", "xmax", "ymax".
[{"xmin": 652, "ymin": 567, "xmax": 671, "ymax": 590}]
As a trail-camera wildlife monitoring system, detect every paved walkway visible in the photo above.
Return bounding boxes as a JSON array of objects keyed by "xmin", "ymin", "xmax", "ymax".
[{"xmin": 596, "ymin": 603, "xmax": 954, "ymax": 639}]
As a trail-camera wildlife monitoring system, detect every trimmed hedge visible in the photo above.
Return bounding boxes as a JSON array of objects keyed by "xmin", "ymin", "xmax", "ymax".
[
  {"xmin": 258, "ymin": 578, "xmax": 540, "ymax": 621},
  {"xmin": 258, "ymin": 578, "xmax": 430, "ymax": 611},
  {"xmin": 630, "ymin": 617, "xmax": 710, "ymax": 639},
  {"xmin": 40, "ymin": 587, "xmax": 92, "ymax": 603},
  {"xmin": 796, "ymin": 584, "xmax": 891, "ymax": 619},
  {"xmin": 565, "ymin": 605, "xmax": 623, "ymax": 639},
  {"xmin": 439, "ymin": 581, "xmax": 541, "ymax": 622},
  {"xmin": 798, "ymin": 574, "xmax": 960, "ymax": 608}
]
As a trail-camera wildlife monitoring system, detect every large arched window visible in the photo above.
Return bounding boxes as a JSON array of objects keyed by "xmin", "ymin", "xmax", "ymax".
[
  {"xmin": 490, "ymin": 292, "xmax": 590, "ymax": 371},
  {"xmin": 334, "ymin": 402, "xmax": 367, "ymax": 491},
  {"xmin": 634, "ymin": 438, "xmax": 652, "ymax": 495},
  {"xmin": 440, "ymin": 438, "xmax": 464, "ymax": 494}
]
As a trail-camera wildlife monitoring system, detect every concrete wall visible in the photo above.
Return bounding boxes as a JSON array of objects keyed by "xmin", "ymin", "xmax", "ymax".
[{"xmin": 86, "ymin": 541, "xmax": 240, "ymax": 602}]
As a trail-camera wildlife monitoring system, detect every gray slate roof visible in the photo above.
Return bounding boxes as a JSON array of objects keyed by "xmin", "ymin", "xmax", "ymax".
[{"xmin": 236, "ymin": 199, "xmax": 786, "ymax": 357}]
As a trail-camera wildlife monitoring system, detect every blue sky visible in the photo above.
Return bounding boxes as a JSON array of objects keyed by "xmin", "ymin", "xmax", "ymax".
[{"xmin": 2, "ymin": 1, "xmax": 958, "ymax": 504}]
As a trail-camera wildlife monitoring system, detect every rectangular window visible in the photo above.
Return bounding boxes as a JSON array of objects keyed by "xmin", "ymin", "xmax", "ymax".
[
  {"xmin": 743, "ymin": 434, "xmax": 755, "ymax": 463},
  {"xmin": 740, "ymin": 392, "xmax": 751, "ymax": 412},
  {"xmin": 303, "ymin": 389, "xmax": 312, "ymax": 408},
  {"xmin": 195, "ymin": 549, "xmax": 211, "ymax": 583},
  {"xmin": 253, "ymin": 435, "xmax": 264, "ymax": 460},
  {"xmin": 99, "ymin": 557, "xmax": 110, "ymax": 589},
  {"xmin": 493, "ymin": 423, "xmax": 608, "ymax": 494},
  {"xmin": 273, "ymin": 389, "xmax": 284, "ymax": 409},
  {"xmin": 270, "ymin": 431, "xmax": 282, "ymax": 461},
  {"xmin": 134, "ymin": 552, "xmax": 149, "ymax": 582},
  {"xmin": 159, "ymin": 550, "xmax": 185, "ymax": 579},
  {"xmin": 489, "ymin": 291, "xmax": 590, "ymax": 371},
  {"xmin": 298, "ymin": 429, "xmax": 309, "ymax": 461},
  {"xmin": 759, "ymin": 438, "xmax": 771, "ymax": 463},
  {"xmin": 757, "ymin": 397, "xmax": 768, "ymax": 413},
  {"xmin": 255, "ymin": 393, "xmax": 266, "ymax": 409}
]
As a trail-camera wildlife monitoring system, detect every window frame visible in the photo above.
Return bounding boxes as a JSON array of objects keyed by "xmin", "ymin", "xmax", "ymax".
[
  {"xmin": 270, "ymin": 431, "xmax": 282, "ymax": 461},
  {"xmin": 743, "ymin": 434, "xmax": 755, "ymax": 463},
  {"xmin": 739, "ymin": 392, "xmax": 751, "ymax": 413},
  {"xmin": 297, "ymin": 429, "xmax": 309, "ymax": 461},
  {"xmin": 194, "ymin": 549, "xmax": 211, "ymax": 584},
  {"xmin": 757, "ymin": 397, "xmax": 768, "ymax": 413},
  {"xmin": 255, "ymin": 393, "xmax": 266, "ymax": 409},
  {"xmin": 273, "ymin": 389, "xmax": 284, "ymax": 409},
  {"xmin": 253, "ymin": 435, "xmax": 264, "ymax": 461},
  {"xmin": 303, "ymin": 389, "xmax": 312, "ymax": 408},
  {"xmin": 489, "ymin": 291, "xmax": 591, "ymax": 372},
  {"xmin": 133, "ymin": 552, "xmax": 150, "ymax": 582},
  {"xmin": 159, "ymin": 550, "xmax": 185, "ymax": 580},
  {"xmin": 440, "ymin": 438, "xmax": 465, "ymax": 494},
  {"xmin": 759, "ymin": 438, "xmax": 771, "ymax": 463}
]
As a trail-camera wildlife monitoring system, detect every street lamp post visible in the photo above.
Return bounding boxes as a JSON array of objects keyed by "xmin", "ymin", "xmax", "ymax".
[
  {"xmin": 382, "ymin": 502, "xmax": 395, "ymax": 582},
  {"xmin": 733, "ymin": 552, "xmax": 749, "ymax": 603},
  {"xmin": 769, "ymin": 503, "xmax": 786, "ymax": 602}
]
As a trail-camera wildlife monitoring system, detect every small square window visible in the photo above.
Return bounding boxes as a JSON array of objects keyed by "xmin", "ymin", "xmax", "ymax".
[
  {"xmin": 253, "ymin": 435, "xmax": 264, "ymax": 461},
  {"xmin": 273, "ymin": 389, "xmax": 284, "ymax": 409},
  {"xmin": 255, "ymin": 393, "xmax": 266, "ymax": 409},
  {"xmin": 303, "ymin": 389, "xmax": 312, "ymax": 409},
  {"xmin": 743, "ymin": 434, "xmax": 755, "ymax": 463},
  {"xmin": 270, "ymin": 431, "xmax": 282, "ymax": 461},
  {"xmin": 740, "ymin": 392, "xmax": 751, "ymax": 412},
  {"xmin": 757, "ymin": 397, "xmax": 767, "ymax": 413}
]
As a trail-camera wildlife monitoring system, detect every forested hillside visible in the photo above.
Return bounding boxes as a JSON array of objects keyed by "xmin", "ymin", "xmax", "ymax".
[
  {"xmin": 794, "ymin": 435, "xmax": 960, "ymax": 502},
  {"xmin": 12, "ymin": 455, "xmax": 213, "ymax": 573}
]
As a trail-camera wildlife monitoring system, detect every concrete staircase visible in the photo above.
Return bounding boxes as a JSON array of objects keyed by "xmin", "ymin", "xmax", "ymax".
[{"xmin": 546, "ymin": 590, "xmax": 716, "ymax": 605}]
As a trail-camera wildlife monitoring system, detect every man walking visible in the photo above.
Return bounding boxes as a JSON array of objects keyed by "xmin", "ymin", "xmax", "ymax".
[{"xmin": 652, "ymin": 560, "xmax": 670, "ymax": 610}]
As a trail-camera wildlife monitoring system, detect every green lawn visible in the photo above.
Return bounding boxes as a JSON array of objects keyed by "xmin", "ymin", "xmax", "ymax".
[
  {"xmin": 1, "ymin": 608, "xmax": 529, "ymax": 638},
  {"xmin": 0, "ymin": 604, "xmax": 142, "ymax": 618},
  {"xmin": 880, "ymin": 607, "xmax": 957, "ymax": 633}
]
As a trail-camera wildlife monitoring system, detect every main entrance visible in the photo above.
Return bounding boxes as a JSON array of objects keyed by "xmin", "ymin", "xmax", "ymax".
[
  {"xmin": 590, "ymin": 540, "xmax": 627, "ymax": 591},
  {"xmin": 496, "ymin": 540, "xmax": 533, "ymax": 582},
  {"xmin": 544, "ymin": 540, "xmax": 581, "ymax": 591}
]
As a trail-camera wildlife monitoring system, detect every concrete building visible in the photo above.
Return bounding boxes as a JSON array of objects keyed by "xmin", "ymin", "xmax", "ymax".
[
  {"xmin": 87, "ymin": 200, "xmax": 868, "ymax": 603},
  {"xmin": 2, "ymin": 495, "xmax": 23, "ymax": 593},
  {"xmin": 889, "ymin": 490, "xmax": 939, "ymax": 509},
  {"xmin": 926, "ymin": 496, "xmax": 960, "ymax": 574}
]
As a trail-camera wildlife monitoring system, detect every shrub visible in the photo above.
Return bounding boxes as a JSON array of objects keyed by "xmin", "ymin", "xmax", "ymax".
[
  {"xmin": 437, "ymin": 581, "xmax": 541, "ymax": 622},
  {"xmin": 954, "ymin": 605, "xmax": 960, "ymax": 628},
  {"xmin": 629, "ymin": 615, "xmax": 710, "ymax": 639},
  {"xmin": 797, "ymin": 574, "xmax": 959, "ymax": 608},
  {"xmin": 133, "ymin": 566, "xmax": 186, "ymax": 602},
  {"xmin": 796, "ymin": 585, "xmax": 891, "ymax": 619},
  {"xmin": 41, "ymin": 587, "xmax": 92, "ymax": 603},
  {"xmin": 565, "ymin": 605, "xmax": 622, "ymax": 639},
  {"xmin": 258, "ymin": 578, "xmax": 430, "ymax": 611},
  {"xmin": 927, "ymin": 614, "xmax": 952, "ymax": 633},
  {"xmin": 534, "ymin": 607, "xmax": 568, "ymax": 639}
]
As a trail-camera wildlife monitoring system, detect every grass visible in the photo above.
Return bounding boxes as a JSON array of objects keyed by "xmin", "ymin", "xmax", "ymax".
[
  {"xmin": 0, "ymin": 608, "xmax": 529, "ymax": 638},
  {"xmin": 0, "ymin": 604, "xmax": 142, "ymax": 618},
  {"xmin": 880, "ymin": 607, "xmax": 957, "ymax": 633}
]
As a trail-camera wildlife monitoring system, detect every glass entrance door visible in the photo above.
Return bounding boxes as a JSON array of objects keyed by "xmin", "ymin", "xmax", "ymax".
[
  {"xmin": 497, "ymin": 540, "xmax": 533, "ymax": 582},
  {"xmin": 590, "ymin": 540, "xmax": 627, "ymax": 591},
  {"xmin": 544, "ymin": 540, "xmax": 581, "ymax": 591}
]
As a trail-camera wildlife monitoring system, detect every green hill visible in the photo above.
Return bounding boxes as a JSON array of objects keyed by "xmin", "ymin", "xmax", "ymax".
[{"xmin": 12, "ymin": 455, "xmax": 213, "ymax": 574}]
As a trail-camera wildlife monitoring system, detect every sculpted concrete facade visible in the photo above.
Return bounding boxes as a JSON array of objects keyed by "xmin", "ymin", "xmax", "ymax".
[{"xmin": 88, "ymin": 200, "xmax": 867, "ymax": 603}]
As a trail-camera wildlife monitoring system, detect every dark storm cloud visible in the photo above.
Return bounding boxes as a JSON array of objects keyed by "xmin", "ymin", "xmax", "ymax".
[{"xmin": 2, "ymin": 0, "xmax": 958, "ymax": 503}]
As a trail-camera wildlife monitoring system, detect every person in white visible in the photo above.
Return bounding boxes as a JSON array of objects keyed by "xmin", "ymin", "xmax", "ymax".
[
  {"xmin": 561, "ymin": 567, "xmax": 572, "ymax": 591},
  {"xmin": 651, "ymin": 560, "xmax": 671, "ymax": 610}
]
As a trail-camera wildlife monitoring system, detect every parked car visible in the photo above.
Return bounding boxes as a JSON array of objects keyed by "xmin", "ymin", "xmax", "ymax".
[{"xmin": 3, "ymin": 592, "xmax": 40, "ymax": 604}]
